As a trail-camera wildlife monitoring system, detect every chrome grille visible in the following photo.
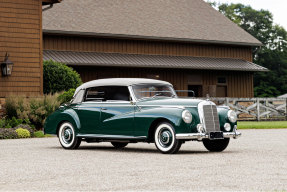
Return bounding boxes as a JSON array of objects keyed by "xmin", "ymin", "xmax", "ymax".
[{"xmin": 203, "ymin": 105, "xmax": 220, "ymax": 133}]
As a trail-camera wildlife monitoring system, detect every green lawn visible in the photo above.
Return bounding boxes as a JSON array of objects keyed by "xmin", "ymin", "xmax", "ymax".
[
  {"xmin": 34, "ymin": 131, "xmax": 52, "ymax": 138},
  {"xmin": 237, "ymin": 121, "xmax": 287, "ymax": 129}
]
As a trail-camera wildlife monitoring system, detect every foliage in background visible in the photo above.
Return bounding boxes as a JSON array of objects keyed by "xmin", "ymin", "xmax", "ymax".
[
  {"xmin": 15, "ymin": 128, "xmax": 30, "ymax": 138},
  {"xmin": 210, "ymin": 2, "xmax": 287, "ymax": 97},
  {"xmin": 5, "ymin": 94, "xmax": 29, "ymax": 119},
  {"xmin": 14, "ymin": 124, "xmax": 35, "ymax": 137},
  {"xmin": 34, "ymin": 131, "xmax": 51, "ymax": 138},
  {"xmin": 58, "ymin": 88, "xmax": 75, "ymax": 104},
  {"xmin": 0, "ymin": 128, "xmax": 18, "ymax": 139},
  {"xmin": 0, "ymin": 117, "xmax": 33, "ymax": 129},
  {"xmin": 43, "ymin": 60, "xmax": 82, "ymax": 94},
  {"xmin": 4, "ymin": 93, "xmax": 62, "ymax": 129},
  {"xmin": 29, "ymin": 93, "xmax": 62, "ymax": 128}
]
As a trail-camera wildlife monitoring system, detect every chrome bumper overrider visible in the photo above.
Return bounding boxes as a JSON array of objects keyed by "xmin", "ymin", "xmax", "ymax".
[{"xmin": 176, "ymin": 129, "xmax": 241, "ymax": 140}]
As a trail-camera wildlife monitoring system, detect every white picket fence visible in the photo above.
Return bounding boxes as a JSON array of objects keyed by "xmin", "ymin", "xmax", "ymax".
[{"xmin": 197, "ymin": 97, "xmax": 287, "ymax": 121}]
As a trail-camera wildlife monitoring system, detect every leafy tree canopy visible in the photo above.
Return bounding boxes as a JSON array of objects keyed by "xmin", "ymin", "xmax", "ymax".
[{"xmin": 210, "ymin": 2, "xmax": 287, "ymax": 97}]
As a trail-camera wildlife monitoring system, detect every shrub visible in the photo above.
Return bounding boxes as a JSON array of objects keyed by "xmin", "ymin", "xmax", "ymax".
[
  {"xmin": 0, "ymin": 119, "xmax": 5, "ymax": 128},
  {"xmin": 5, "ymin": 94, "xmax": 29, "ymax": 119},
  {"xmin": 15, "ymin": 128, "xmax": 30, "ymax": 138},
  {"xmin": 0, "ymin": 128, "xmax": 18, "ymax": 139},
  {"xmin": 29, "ymin": 93, "xmax": 62, "ymax": 128},
  {"xmin": 14, "ymin": 124, "xmax": 34, "ymax": 137},
  {"xmin": 43, "ymin": 60, "xmax": 82, "ymax": 94},
  {"xmin": 58, "ymin": 89, "xmax": 75, "ymax": 104}
]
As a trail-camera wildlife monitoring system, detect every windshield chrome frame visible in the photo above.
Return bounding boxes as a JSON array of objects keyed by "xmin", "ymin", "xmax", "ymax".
[{"xmin": 129, "ymin": 84, "xmax": 177, "ymax": 102}]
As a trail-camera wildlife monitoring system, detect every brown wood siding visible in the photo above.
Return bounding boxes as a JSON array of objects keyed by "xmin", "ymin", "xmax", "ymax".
[
  {"xmin": 43, "ymin": 35, "xmax": 253, "ymax": 62},
  {"xmin": 72, "ymin": 66, "xmax": 254, "ymax": 98},
  {"xmin": 0, "ymin": 0, "xmax": 41, "ymax": 97}
]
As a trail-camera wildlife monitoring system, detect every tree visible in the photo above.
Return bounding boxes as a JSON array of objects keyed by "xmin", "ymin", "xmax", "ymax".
[
  {"xmin": 43, "ymin": 60, "xmax": 82, "ymax": 94},
  {"xmin": 216, "ymin": 3, "xmax": 287, "ymax": 97}
]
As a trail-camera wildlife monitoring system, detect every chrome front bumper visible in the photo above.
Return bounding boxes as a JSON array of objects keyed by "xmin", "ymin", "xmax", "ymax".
[{"xmin": 176, "ymin": 127, "xmax": 241, "ymax": 140}]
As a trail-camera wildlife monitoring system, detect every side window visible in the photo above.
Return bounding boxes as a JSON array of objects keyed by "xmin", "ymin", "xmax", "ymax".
[
  {"xmin": 72, "ymin": 90, "xmax": 85, "ymax": 103},
  {"xmin": 84, "ymin": 86, "xmax": 130, "ymax": 102}
]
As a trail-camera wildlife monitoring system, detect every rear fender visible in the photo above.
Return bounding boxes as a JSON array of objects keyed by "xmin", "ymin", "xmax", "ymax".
[{"xmin": 44, "ymin": 109, "xmax": 81, "ymax": 135}]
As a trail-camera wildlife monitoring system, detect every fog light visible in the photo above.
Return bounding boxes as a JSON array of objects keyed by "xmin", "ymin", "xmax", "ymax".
[{"xmin": 224, "ymin": 123, "xmax": 231, "ymax": 131}]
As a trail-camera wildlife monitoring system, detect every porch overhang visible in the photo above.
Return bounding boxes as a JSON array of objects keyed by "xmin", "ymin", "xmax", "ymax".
[{"xmin": 43, "ymin": 50, "xmax": 268, "ymax": 72}]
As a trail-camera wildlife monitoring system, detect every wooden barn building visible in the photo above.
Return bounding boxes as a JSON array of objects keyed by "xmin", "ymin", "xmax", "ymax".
[
  {"xmin": 0, "ymin": 0, "xmax": 61, "ymax": 98},
  {"xmin": 1, "ymin": 0, "xmax": 267, "ymax": 99}
]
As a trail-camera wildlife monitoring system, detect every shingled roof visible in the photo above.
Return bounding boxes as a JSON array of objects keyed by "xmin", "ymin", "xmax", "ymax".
[{"xmin": 43, "ymin": 0, "xmax": 263, "ymax": 46}]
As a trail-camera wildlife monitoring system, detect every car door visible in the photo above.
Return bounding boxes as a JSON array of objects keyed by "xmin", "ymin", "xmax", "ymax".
[
  {"xmin": 72, "ymin": 88, "xmax": 103, "ymax": 134},
  {"xmin": 75, "ymin": 102, "xmax": 102, "ymax": 134},
  {"xmin": 100, "ymin": 86, "xmax": 135, "ymax": 136}
]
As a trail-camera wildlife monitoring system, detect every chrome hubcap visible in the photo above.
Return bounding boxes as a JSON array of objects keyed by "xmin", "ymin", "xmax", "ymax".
[
  {"xmin": 62, "ymin": 127, "xmax": 73, "ymax": 144},
  {"xmin": 158, "ymin": 128, "xmax": 173, "ymax": 148}
]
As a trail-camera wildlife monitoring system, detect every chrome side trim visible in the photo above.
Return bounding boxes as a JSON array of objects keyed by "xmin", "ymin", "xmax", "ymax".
[
  {"xmin": 176, "ymin": 131, "xmax": 241, "ymax": 140},
  {"xmin": 139, "ymin": 105, "xmax": 196, "ymax": 109},
  {"xmin": 76, "ymin": 134, "xmax": 146, "ymax": 139}
]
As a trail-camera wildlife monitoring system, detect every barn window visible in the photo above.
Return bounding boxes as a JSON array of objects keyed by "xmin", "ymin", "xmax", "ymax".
[{"xmin": 217, "ymin": 77, "xmax": 227, "ymax": 84}]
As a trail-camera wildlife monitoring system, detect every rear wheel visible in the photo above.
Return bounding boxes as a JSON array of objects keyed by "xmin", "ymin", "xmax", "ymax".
[
  {"xmin": 111, "ymin": 142, "xmax": 128, "ymax": 148},
  {"xmin": 58, "ymin": 122, "xmax": 81, "ymax": 149},
  {"xmin": 203, "ymin": 138, "xmax": 230, "ymax": 152},
  {"xmin": 154, "ymin": 122, "xmax": 182, "ymax": 154}
]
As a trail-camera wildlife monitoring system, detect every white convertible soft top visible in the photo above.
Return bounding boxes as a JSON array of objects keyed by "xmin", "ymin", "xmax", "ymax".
[{"xmin": 73, "ymin": 78, "xmax": 172, "ymax": 97}]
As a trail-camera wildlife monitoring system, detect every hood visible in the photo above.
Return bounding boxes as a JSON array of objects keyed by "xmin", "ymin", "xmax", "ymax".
[{"xmin": 137, "ymin": 98, "xmax": 204, "ymax": 107}]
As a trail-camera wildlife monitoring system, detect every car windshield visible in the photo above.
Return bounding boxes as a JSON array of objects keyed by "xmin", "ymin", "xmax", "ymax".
[{"xmin": 132, "ymin": 84, "xmax": 177, "ymax": 100}]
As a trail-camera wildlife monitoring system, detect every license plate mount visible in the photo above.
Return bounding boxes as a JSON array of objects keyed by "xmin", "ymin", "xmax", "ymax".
[{"xmin": 209, "ymin": 132, "xmax": 224, "ymax": 140}]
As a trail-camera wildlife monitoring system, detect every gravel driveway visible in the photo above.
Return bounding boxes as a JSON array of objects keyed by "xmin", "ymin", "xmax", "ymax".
[{"xmin": 0, "ymin": 129, "xmax": 286, "ymax": 191}]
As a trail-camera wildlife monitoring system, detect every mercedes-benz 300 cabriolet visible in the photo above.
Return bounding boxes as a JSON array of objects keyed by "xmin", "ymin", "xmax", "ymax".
[{"xmin": 44, "ymin": 78, "xmax": 241, "ymax": 154}]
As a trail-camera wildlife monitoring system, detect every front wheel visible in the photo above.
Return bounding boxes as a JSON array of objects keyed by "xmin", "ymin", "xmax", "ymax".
[
  {"xmin": 203, "ymin": 138, "xmax": 230, "ymax": 152},
  {"xmin": 154, "ymin": 122, "xmax": 182, "ymax": 154},
  {"xmin": 58, "ymin": 122, "xmax": 81, "ymax": 149}
]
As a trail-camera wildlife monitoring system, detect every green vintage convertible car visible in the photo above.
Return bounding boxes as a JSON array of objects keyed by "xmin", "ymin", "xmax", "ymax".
[{"xmin": 44, "ymin": 78, "xmax": 241, "ymax": 154}]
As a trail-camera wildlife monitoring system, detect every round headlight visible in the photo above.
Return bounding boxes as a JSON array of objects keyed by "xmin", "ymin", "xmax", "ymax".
[
  {"xmin": 224, "ymin": 123, "xmax": 231, "ymax": 131},
  {"xmin": 228, "ymin": 110, "xmax": 237, "ymax": 123},
  {"xmin": 182, "ymin": 110, "xmax": 192, "ymax": 123}
]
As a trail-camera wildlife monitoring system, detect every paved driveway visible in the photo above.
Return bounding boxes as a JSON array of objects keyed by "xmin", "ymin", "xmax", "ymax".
[{"xmin": 0, "ymin": 129, "xmax": 286, "ymax": 191}]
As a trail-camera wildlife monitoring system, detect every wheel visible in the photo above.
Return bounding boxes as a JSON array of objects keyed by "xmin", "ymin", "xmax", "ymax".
[
  {"xmin": 58, "ymin": 122, "xmax": 81, "ymax": 149},
  {"xmin": 203, "ymin": 138, "xmax": 230, "ymax": 152},
  {"xmin": 111, "ymin": 142, "xmax": 128, "ymax": 148},
  {"xmin": 154, "ymin": 122, "xmax": 182, "ymax": 154}
]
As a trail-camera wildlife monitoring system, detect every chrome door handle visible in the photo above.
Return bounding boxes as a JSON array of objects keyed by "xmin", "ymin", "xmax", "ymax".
[{"xmin": 101, "ymin": 108, "xmax": 107, "ymax": 110}]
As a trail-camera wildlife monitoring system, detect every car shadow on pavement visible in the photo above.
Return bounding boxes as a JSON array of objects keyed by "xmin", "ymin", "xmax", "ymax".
[{"xmin": 47, "ymin": 145, "xmax": 238, "ymax": 154}]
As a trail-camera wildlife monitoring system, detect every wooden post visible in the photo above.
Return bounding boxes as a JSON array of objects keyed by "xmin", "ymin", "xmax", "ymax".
[
  {"xmin": 266, "ymin": 100, "xmax": 269, "ymax": 119},
  {"xmin": 257, "ymin": 99, "xmax": 260, "ymax": 121}
]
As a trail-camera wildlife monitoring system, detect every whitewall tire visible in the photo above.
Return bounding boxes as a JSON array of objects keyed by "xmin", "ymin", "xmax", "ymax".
[
  {"xmin": 154, "ymin": 122, "xmax": 182, "ymax": 154},
  {"xmin": 58, "ymin": 122, "xmax": 81, "ymax": 149}
]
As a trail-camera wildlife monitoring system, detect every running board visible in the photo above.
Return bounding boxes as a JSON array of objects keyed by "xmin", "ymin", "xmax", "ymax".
[{"xmin": 76, "ymin": 134, "xmax": 147, "ymax": 140}]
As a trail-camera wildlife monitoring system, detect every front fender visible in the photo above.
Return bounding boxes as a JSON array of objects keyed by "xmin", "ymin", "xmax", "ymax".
[
  {"xmin": 134, "ymin": 107, "xmax": 190, "ymax": 137},
  {"xmin": 217, "ymin": 108, "xmax": 237, "ymax": 131},
  {"xmin": 44, "ymin": 108, "xmax": 81, "ymax": 135}
]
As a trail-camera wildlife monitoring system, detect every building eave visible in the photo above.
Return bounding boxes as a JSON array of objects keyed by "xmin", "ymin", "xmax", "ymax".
[
  {"xmin": 42, "ymin": 30, "xmax": 265, "ymax": 47},
  {"xmin": 42, "ymin": 0, "xmax": 62, "ymax": 6}
]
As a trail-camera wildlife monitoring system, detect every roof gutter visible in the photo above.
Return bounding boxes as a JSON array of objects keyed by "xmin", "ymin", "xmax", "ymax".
[
  {"xmin": 42, "ymin": 4, "xmax": 53, "ymax": 12},
  {"xmin": 42, "ymin": 30, "xmax": 265, "ymax": 47}
]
